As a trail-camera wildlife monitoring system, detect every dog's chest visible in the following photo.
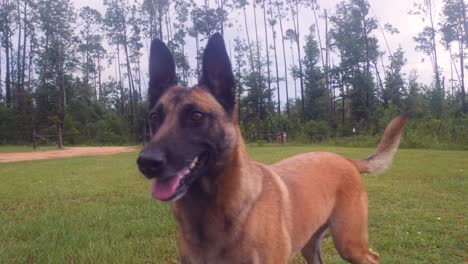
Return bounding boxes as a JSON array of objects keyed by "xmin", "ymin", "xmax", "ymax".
[
  {"xmin": 180, "ymin": 245, "xmax": 261, "ymax": 264},
  {"xmin": 178, "ymin": 216, "xmax": 260, "ymax": 264}
]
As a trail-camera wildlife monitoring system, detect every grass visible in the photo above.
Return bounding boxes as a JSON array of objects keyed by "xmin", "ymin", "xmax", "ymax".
[
  {"xmin": 0, "ymin": 145, "xmax": 466, "ymax": 263},
  {"xmin": 0, "ymin": 145, "xmax": 59, "ymax": 153}
]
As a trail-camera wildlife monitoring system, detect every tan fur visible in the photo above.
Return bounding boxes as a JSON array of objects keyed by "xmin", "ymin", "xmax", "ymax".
[{"xmin": 168, "ymin": 89, "xmax": 408, "ymax": 263}]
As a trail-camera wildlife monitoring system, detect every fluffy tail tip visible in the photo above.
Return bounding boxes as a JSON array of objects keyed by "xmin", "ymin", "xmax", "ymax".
[{"xmin": 357, "ymin": 112, "xmax": 410, "ymax": 174}]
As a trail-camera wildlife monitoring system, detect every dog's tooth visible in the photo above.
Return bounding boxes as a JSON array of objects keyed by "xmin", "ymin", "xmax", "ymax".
[{"xmin": 189, "ymin": 156, "xmax": 199, "ymax": 169}]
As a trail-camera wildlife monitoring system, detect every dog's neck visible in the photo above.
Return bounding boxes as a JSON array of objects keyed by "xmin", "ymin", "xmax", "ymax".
[{"xmin": 172, "ymin": 126, "xmax": 263, "ymax": 248}]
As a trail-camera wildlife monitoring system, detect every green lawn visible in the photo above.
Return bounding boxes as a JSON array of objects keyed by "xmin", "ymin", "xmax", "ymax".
[
  {"xmin": 0, "ymin": 145, "xmax": 466, "ymax": 263},
  {"xmin": 0, "ymin": 145, "xmax": 58, "ymax": 153}
]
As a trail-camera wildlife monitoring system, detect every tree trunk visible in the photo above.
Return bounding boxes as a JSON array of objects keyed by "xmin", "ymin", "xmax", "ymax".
[
  {"xmin": 5, "ymin": 36, "xmax": 11, "ymax": 107},
  {"xmin": 4, "ymin": 0, "xmax": 12, "ymax": 107},
  {"xmin": 460, "ymin": 34, "xmax": 466, "ymax": 113},
  {"xmin": 243, "ymin": 4, "xmax": 259, "ymax": 118},
  {"xmin": 16, "ymin": 0, "xmax": 23, "ymax": 110},
  {"xmin": 341, "ymin": 72, "xmax": 345, "ymax": 126},
  {"xmin": 0, "ymin": 43, "xmax": 2, "ymax": 100},
  {"xmin": 313, "ymin": 5, "xmax": 325, "ymax": 74},
  {"xmin": 277, "ymin": 4, "xmax": 290, "ymax": 118},
  {"xmin": 362, "ymin": 16, "xmax": 371, "ymax": 76},
  {"xmin": 32, "ymin": 127, "xmax": 37, "ymax": 150},
  {"xmin": 237, "ymin": 60, "xmax": 242, "ymax": 122},
  {"xmin": 57, "ymin": 54, "xmax": 66, "ymax": 149},
  {"xmin": 361, "ymin": 12, "xmax": 371, "ymax": 112},
  {"xmin": 291, "ymin": 0, "xmax": 304, "ymax": 117},
  {"xmin": 270, "ymin": 1, "xmax": 280, "ymax": 115},
  {"xmin": 158, "ymin": 2, "xmax": 163, "ymax": 40},
  {"xmin": 456, "ymin": 0, "xmax": 466, "ymax": 112},
  {"xmin": 195, "ymin": 32, "xmax": 200, "ymax": 80},
  {"xmin": 137, "ymin": 58, "xmax": 142, "ymax": 102},
  {"xmin": 325, "ymin": 9, "xmax": 332, "ymax": 119},
  {"xmin": 243, "ymin": 6, "xmax": 255, "ymax": 74},
  {"xmin": 149, "ymin": 2, "xmax": 154, "ymax": 40},
  {"xmin": 165, "ymin": 12, "xmax": 171, "ymax": 43},
  {"xmin": 42, "ymin": 33, "xmax": 49, "ymax": 86},
  {"xmin": 21, "ymin": 0, "xmax": 27, "ymax": 101},
  {"xmin": 85, "ymin": 37, "xmax": 89, "ymax": 85},
  {"xmin": 262, "ymin": 0, "xmax": 272, "ymax": 107},
  {"xmin": 219, "ymin": 0, "xmax": 225, "ymax": 36},
  {"xmin": 428, "ymin": 0, "xmax": 442, "ymax": 91},
  {"xmin": 98, "ymin": 49, "xmax": 102, "ymax": 100},
  {"xmin": 373, "ymin": 60, "xmax": 386, "ymax": 107},
  {"xmin": 290, "ymin": 41, "xmax": 297, "ymax": 101},
  {"xmin": 123, "ymin": 37, "xmax": 135, "ymax": 119},
  {"xmin": 57, "ymin": 121, "xmax": 63, "ymax": 149},
  {"xmin": 116, "ymin": 45, "xmax": 124, "ymax": 116},
  {"xmin": 253, "ymin": 1, "xmax": 263, "ymax": 119},
  {"xmin": 460, "ymin": 0, "xmax": 467, "ymax": 46},
  {"xmin": 182, "ymin": 43, "xmax": 187, "ymax": 85},
  {"xmin": 28, "ymin": 30, "xmax": 34, "ymax": 93}
]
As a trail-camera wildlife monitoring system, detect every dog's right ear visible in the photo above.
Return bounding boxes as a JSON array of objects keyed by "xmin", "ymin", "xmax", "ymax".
[{"xmin": 148, "ymin": 39, "xmax": 177, "ymax": 108}]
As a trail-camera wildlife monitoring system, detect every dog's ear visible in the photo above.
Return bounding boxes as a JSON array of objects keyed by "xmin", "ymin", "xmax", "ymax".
[
  {"xmin": 148, "ymin": 39, "xmax": 177, "ymax": 108},
  {"xmin": 200, "ymin": 33, "xmax": 236, "ymax": 115}
]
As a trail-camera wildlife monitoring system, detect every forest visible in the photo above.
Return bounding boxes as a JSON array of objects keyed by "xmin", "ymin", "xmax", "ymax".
[{"xmin": 0, "ymin": 0, "xmax": 467, "ymax": 149}]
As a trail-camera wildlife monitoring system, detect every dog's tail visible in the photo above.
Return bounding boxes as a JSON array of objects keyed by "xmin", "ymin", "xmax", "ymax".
[{"xmin": 352, "ymin": 112, "xmax": 410, "ymax": 174}]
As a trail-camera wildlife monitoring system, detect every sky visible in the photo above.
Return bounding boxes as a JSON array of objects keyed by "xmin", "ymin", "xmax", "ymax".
[{"xmin": 3, "ymin": 0, "xmax": 466, "ymax": 103}]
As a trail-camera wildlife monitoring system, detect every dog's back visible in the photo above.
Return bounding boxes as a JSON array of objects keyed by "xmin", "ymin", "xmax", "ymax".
[{"xmin": 265, "ymin": 113, "xmax": 410, "ymax": 262}]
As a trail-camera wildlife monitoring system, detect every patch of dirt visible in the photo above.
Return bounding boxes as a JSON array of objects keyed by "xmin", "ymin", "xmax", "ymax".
[{"xmin": 0, "ymin": 146, "xmax": 138, "ymax": 163}]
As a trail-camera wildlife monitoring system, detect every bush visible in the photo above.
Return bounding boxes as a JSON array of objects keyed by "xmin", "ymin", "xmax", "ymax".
[{"xmin": 302, "ymin": 120, "xmax": 330, "ymax": 143}]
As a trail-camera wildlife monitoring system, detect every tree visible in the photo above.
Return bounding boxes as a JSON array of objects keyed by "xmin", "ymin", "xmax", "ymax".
[
  {"xmin": 276, "ymin": 1, "xmax": 290, "ymax": 117},
  {"xmin": 260, "ymin": 0, "xmax": 272, "ymax": 106},
  {"xmin": 0, "ymin": 0, "xmax": 15, "ymax": 107},
  {"xmin": 440, "ymin": 0, "xmax": 466, "ymax": 113},
  {"xmin": 128, "ymin": 3, "xmax": 143, "ymax": 102},
  {"xmin": 172, "ymin": 0, "xmax": 193, "ymax": 85},
  {"xmin": 286, "ymin": 28, "xmax": 298, "ymax": 101},
  {"xmin": 288, "ymin": 0, "xmax": 305, "ymax": 117},
  {"xmin": 330, "ymin": 0, "xmax": 379, "ymax": 128},
  {"xmin": 141, "ymin": 0, "xmax": 169, "ymax": 40},
  {"xmin": 78, "ymin": 6, "xmax": 103, "ymax": 99},
  {"xmin": 411, "ymin": 0, "xmax": 442, "ymax": 94},
  {"xmin": 104, "ymin": 0, "xmax": 138, "ymax": 125},
  {"xmin": 303, "ymin": 25, "xmax": 326, "ymax": 121},
  {"xmin": 36, "ymin": 0, "xmax": 76, "ymax": 148},
  {"xmin": 384, "ymin": 47, "xmax": 407, "ymax": 108},
  {"xmin": 268, "ymin": 0, "xmax": 281, "ymax": 115}
]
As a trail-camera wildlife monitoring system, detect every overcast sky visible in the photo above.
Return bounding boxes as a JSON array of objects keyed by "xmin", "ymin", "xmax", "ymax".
[{"xmin": 6, "ymin": 0, "xmax": 466, "ymax": 103}]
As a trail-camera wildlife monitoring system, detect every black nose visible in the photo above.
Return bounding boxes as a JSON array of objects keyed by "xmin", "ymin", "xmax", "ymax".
[{"xmin": 137, "ymin": 148, "xmax": 167, "ymax": 178}]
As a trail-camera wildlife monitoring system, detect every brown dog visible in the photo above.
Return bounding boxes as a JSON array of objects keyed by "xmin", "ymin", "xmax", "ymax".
[{"xmin": 137, "ymin": 33, "xmax": 409, "ymax": 264}]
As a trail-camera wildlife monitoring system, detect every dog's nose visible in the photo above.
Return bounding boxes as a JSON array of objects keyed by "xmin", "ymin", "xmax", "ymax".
[{"xmin": 137, "ymin": 148, "xmax": 167, "ymax": 178}]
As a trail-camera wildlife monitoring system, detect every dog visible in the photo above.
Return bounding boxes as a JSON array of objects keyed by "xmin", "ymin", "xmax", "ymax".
[{"xmin": 137, "ymin": 33, "xmax": 409, "ymax": 264}]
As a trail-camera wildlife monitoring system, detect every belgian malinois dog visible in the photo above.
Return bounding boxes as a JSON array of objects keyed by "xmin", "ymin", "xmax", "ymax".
[{"xmin": 137, "ymin": 33, "xmax": 409, "ymax": 264}]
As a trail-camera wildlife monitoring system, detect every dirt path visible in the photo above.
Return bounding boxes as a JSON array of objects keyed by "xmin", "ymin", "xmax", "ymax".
[{"xmin": 0, "ymin": 146, "xmax": 138, "ymax": 163}]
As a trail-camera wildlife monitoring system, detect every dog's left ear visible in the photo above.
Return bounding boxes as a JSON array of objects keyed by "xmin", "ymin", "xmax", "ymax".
[{"xmin": 200, "ymin": 33, "xmax": 236, "ymax": 115}]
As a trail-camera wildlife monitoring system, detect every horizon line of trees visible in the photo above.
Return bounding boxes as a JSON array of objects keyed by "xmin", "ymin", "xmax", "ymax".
[{"xmin": 0, "ymin": 0, "xmax": 467, "ymax": 149}]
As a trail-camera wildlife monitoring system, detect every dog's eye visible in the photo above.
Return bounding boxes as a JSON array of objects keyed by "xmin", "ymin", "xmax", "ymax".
[
  {"xmin": 190, "ymin": 111, "xmax": 205, "ymax": 122},
  {"xmin": 149, "ymin": 113, "xmax": 159, "ymax": 122}
]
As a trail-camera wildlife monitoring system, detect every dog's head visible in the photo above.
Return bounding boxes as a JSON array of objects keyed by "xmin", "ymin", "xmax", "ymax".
[{"xmin": 137, "ymin": 33, "xmax": 238, "ymax": 201}]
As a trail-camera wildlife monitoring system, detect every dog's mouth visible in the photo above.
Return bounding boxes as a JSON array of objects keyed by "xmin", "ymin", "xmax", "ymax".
[{"xmin": 151, "ymin": 152, "xmax": 209, "ymax": 201}]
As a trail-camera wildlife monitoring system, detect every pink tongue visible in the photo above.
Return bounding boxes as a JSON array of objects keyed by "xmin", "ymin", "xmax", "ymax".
[{"xmin": 151, "ymin": 173, "xmax": 182, "ymax": 200}]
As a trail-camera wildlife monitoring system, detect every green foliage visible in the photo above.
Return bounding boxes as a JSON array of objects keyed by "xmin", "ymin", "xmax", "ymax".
[
  {"xmin": 0, "ymin": 0, "xmax": 467, "ymax": 150},
  {"xmin": 302, "ymin": 120, "xmax": 330, "ymax": 142}
]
